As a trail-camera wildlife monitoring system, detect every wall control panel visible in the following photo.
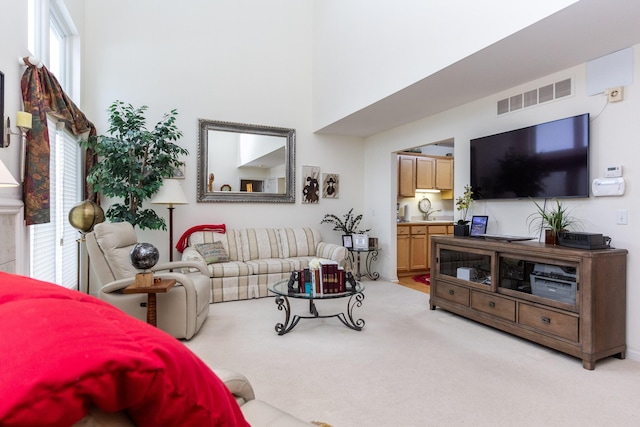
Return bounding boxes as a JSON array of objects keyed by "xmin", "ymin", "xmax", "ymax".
[{"xmin": 604, "ymin": 165, "xmax": 622, "ymax": 178}]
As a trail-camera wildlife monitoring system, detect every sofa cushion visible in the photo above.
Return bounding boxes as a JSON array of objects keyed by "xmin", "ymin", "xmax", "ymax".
[
  {"xmin": 189, "ymin": 229, "xmax": 242, "ymax": 262},
  {"xmin": 208, "ymin": 261, "xmax": 253, "ymax": 278},
  {"xmin": 240, "ymin": 228, "xmax": 281, "ymax": 261},
  {"xmin": 246, "ymin": 258, "xmax": 295, "ymax": 275},
  {"xmin": 278, "ymin": 228, "xmax": 319, "ymax": 258},
  {"xmin": 195, "ymin": 242, "xmax": 230, "ymax": 264}
]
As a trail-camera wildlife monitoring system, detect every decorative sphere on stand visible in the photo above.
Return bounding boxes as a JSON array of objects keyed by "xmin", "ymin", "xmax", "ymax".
[
  {"xmin": 68, "ymin": 200, "xmax": 105, "ymax": 233},
  {"xmin": 130, "ymin": 243, "xmax": 159, "ymax": 271}
]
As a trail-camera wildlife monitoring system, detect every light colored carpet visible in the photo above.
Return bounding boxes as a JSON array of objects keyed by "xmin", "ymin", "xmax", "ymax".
[{"xmin": 184, "ymin": 281, "xmax": 640, "ymax": 426}]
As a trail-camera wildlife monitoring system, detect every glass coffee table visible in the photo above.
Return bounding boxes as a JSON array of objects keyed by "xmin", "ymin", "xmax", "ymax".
[{"xmin": 268, "ymin": 278, "xmax": 365, "ymax": 335}]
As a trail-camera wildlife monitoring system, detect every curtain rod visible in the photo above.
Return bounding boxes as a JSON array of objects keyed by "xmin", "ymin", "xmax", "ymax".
[{"xmin": 18, "ymin": 56, "xmax": 44, "ymax": 69}]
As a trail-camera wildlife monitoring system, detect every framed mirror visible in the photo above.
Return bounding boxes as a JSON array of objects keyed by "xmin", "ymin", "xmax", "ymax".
[{"xmin": 197, "ymin": 119, "xmax": 295, "ymax": 203}]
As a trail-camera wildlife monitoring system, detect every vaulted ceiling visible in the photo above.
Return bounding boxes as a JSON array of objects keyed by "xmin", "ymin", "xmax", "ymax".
[{"xmin": 316, "ymin": 0, "xmax": 640, "ymax": 137}]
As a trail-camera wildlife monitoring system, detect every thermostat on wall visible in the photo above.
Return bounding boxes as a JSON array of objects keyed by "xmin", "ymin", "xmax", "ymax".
[{"xmin": 605, "ymin": 165, "xmax": 622, "ymax": 178}]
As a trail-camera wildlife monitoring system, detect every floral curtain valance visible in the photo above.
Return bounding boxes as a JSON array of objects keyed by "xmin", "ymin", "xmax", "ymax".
[{"xmin": 20, "ymin": 57, "xmax": 98, "ymax": 225}]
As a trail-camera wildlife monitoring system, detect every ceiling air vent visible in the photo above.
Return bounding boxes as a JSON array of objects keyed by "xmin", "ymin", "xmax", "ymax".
[{"xmin": 497, "ymin": 77, "xmax": 573, "ymax": 115}]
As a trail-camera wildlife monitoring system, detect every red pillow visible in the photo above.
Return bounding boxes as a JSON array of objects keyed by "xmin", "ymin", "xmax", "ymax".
[{"xmin": 0, "ymin": 272, "xmax": 248, "ymax": 427}]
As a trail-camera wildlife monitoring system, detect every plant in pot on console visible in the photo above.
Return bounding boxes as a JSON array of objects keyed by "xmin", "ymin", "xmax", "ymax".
[
  {"xmin": 320, "ymin": 208, "xmax": 371, "ymax": 235},
  {"xmin": 527, "ymin": 198, "xmax": 581, "ymax": 245},
  {"xmin": 454, "ymin": 185, "xmax": 473, "ymax": 236},
  {"xmin": 82, "ymin": 101, "xmax": 188, "ymax": 230}
]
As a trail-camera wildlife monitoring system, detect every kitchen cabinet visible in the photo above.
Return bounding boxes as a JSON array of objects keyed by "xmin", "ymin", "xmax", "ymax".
[
  {"xmin": 397, "ymin": 154, "xmax": 453, "ymax": 197},
  {"xmin": 397, "ymin": 224, "xmax": 427, "ymax": 275},
  {"xmin": 415, "ymin": 156, "xmax": 435, "ymax": 190},
  {"xmin": 398, "ymin": 155, "xmax": 416, "ymax": 197},
  {"xmin": 397, "ymin": 225, "xmax": 411, "ymax": 272},
  {"xmin": 398, "ymin": 222, "xmax": 453, "ymax": 276},
  {"xmin": 435, "ymin": 158, "xmax": 453, "ymax": 190}
]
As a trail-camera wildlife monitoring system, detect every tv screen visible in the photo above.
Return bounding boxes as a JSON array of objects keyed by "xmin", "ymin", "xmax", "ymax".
[{"xmin": 470, "ymin": 113, "xmax": 589, "ymax": 200}]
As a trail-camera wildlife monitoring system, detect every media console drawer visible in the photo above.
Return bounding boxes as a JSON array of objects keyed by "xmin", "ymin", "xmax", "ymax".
[
  {"xmin": 435, "ymin": 282, "xmax": 469, "ymax": 306},
  {"xmin": 471, "ymin": 291, "xmax": 516, "ymax": 322},
  {"xmin": 518, "ymin": 303, "xmax": 578, "ymax": 342}
]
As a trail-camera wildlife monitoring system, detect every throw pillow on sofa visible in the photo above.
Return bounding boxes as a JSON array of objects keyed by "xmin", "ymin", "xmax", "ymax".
[{"xmin": 195, "ymin": 242, "xmax": 230, "ymax": 264}]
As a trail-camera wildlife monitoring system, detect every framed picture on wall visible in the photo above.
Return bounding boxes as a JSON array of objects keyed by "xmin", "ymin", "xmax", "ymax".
[
  {"xmin": 302, "ymin": 165, "xmax": 320, "ymax": 204},
  {"xmin": 322, "ymin": 173, "xmax": 339, "ymax": 198}
]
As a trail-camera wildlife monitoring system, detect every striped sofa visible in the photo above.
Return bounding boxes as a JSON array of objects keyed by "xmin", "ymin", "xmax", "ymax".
[{"xmin": 181, "ymin": 227, "xmax": 348, "ymax": 303}]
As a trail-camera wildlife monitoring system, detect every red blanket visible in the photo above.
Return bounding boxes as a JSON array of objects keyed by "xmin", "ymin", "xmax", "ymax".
[
  {"xmin": 175, "ymin": 224, "xmax": 226, "ymax": 253},
  {"xmin": 0, "ymin": 272, "xmax": 248, "ymax": 426}
]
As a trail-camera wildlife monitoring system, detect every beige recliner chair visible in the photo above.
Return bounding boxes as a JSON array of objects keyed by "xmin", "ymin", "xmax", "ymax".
[{"xmin": 85, "ymin": 221, "xmax": 211, "ymax": 340}]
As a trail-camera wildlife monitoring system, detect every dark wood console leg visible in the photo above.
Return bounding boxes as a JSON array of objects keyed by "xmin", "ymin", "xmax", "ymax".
[
  {"xmin": 582, "ymin": 359, "xmax": 595, "ymax": 370},
  {"xmin": 430, "ymin": 304, "xmax": 436, "ymax": 310},
  {"xmin": 614, "ymin": 350, "xmax": 626, "ymax": 360}
]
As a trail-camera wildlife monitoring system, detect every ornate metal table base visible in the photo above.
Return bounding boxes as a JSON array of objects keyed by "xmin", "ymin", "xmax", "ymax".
[
  {"xmin": 348, "ymin": 248, "xmax": 380, "ymax": 281},
  {"xmin": 274, "ymin": 292, "xmax": 365, "ymax": 335}
]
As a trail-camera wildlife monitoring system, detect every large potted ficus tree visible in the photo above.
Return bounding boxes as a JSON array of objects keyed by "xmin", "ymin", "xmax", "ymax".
[{"xmin": 82, "ymin": 101, "xmax": 188, "ymax": 230}]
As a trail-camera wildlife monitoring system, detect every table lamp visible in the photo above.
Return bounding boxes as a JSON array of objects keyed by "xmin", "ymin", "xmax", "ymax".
[{"xmin": 150, "ymin": 179, "xmax": 188, "ymax": 262}]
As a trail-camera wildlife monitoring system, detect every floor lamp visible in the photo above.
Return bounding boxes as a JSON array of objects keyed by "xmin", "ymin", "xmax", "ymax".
[
  {"xmin": 150, "ymin": 179, "xmax": 188, "ymax": 262},
  {"xmin": 68, "ymin": 200, "xmax": 105, "ymax": 294}
]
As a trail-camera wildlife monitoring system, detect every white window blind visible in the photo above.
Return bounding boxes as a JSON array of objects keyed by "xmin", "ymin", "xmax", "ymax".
[{"xmin": 30, "ymin": 121, "xmax": 81, "ymax": 289}]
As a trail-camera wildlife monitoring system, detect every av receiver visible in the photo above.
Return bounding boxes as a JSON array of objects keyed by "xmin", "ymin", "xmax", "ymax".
[{"xmin": 557, "ymin": 231, "xmax": 611, "ymax": 250}]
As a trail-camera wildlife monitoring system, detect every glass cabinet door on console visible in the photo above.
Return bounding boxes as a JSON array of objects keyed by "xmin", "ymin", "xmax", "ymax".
[
  {"xmin": 498, "ymin": 256, "xmax": 578, "ymax": 309},
  {"xmin": 436, "ymin": 247, "xmax": 493, "ymax": 288}
]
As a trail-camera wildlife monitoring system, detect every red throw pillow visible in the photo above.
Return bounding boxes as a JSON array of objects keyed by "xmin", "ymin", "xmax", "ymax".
[{"xmin": 0, "ymin": 272, "xmax": 248, "ymax": 427}]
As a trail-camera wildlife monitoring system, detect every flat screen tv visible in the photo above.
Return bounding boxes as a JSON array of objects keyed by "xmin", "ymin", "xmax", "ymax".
[{"xmin": 470, "ymin": 113, "xmax": 589, "ymax": 200}]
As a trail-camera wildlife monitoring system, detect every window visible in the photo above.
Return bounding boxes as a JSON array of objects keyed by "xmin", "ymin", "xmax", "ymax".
[
  {"xmin": 30, "ymin": 121, "xmax": 81, "ymax": 288},
  {"xmin": 28, "ymin": 0, "xmax": 82, "ymax": 290}
]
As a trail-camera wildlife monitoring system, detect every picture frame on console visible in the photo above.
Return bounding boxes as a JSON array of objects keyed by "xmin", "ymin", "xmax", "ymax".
[
  {"xmin": 352, "ymin": 234, "xmax": 369, "ymax": 249},
  {"xmin": 342, "ymin": 235, "xmax": 353, "ymax": 248}
]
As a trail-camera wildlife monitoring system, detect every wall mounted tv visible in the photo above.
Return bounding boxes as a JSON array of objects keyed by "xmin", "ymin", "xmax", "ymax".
[{"xmin": 470, "ymin": 113, "xmax": 589, "ymax": 200}]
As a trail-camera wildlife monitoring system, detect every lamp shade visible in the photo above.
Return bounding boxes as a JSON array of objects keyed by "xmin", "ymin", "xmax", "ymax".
[
  {"xmin": 16, "ymin": 111, "xmax": 32, "ymax": 129},
  {"xmin": 0, "ymin": 158, "xmax": 19, "ymax": 187},
  {"xmin": 68, "ymin": 200, "xmax": 105, "ymax": 233},
  {"xmin": 150, "ymin": 179, "xmax": 188, "ymax": 206}
]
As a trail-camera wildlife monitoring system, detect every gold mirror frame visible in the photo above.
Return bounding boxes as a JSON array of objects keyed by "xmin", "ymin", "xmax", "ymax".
[{"xmin": 197, "ymin": 119, "xmax": 295, "ymax": 203}]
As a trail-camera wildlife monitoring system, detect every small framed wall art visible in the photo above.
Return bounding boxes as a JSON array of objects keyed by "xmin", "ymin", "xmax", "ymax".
[
  {"xmin": 302, "ymin": 165, "xmax": 320, "ymax": 204},
  {"xmin": 322, "ymin": 173, "xmax": 339, "ymax": 198}
]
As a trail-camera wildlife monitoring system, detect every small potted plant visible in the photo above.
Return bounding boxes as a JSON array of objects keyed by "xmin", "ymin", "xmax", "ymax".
[
  {"xmin": 320, "ymin": 208, "xmax": 371, "ymax": 235},
  {"xmin": 454, "ymin": 185, "xmax": 473, "ymax": 236},
  {"xmin": 527, "ymin": 199, "xmax": 581, "ymax": 244}
]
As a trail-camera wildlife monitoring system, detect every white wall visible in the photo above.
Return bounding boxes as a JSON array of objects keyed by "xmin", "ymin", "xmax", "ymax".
[
  {"xmin": 81, "ymin": 0, "xmax": 365, "ymax": 259},
  {"xmin": 0, "ymin": 1, "xmax": 28, "ymax": 202},
  {"xmin": 365, "ymin": 48, "xmax": 640, "ymax": 360},
  {"xmin": 312, "ymin": 0, "xmax": 577, "ymax": 130}
]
